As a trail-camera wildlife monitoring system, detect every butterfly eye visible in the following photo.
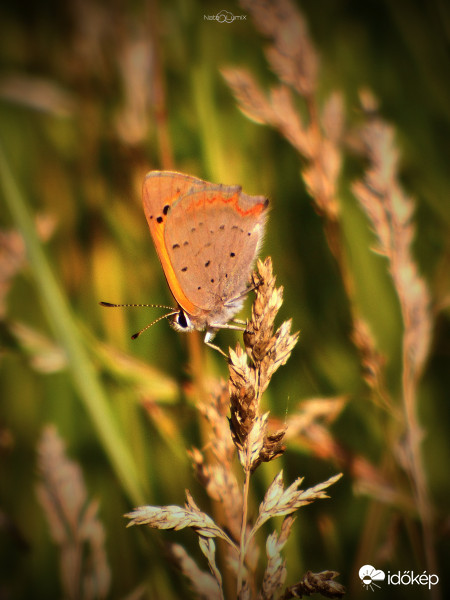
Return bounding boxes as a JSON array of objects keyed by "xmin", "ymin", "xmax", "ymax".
[
  {"xmin": 176, "ymin": 310, "xmax": 189, "ymax": 329},
  {"xmin": 168, "ymin": 308, "xmax": 195, "ymax": 334}
]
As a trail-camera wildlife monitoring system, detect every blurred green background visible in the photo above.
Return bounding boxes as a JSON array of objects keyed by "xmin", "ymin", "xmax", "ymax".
[{"xmin": 1, "ymin": 0, "xmax": 449, "ymax": 598}]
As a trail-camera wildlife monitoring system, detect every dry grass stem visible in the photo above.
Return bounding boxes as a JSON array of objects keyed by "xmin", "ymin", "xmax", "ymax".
[
  {"xmin": 1, "ymin": 218, "xmax": 67, "ymax": 375},
  {"xmin": 349, "ymin": 318, "xmax": 393, "ymax": 412},
  {"xmin": 114, "ymin": 34, "xmax": 153, "ymax": 146},
  {"xmin": 9, "ymin": 321, "xmax": 67, "ymax": 373},
  {"xmin": 0, "ymin": 226, "xmax": 28, "ymax": 317},
  {"xmin": 0, "ymin": 216, "xmax": 55, "ymax": 317},
  {"xmin": 36, "ymin": 425, "xmax": 110, "ymax": 600},
  {"xmin": 170, "ymin": 543, "xmax": 223, "ymax": 600},
  {"xmin": 0, "ymin": 73, "xmax": 75, "ymax": 116},
  {"xmin": 352, "ymin": 101, "xmax": 436, "ymax": 577}
]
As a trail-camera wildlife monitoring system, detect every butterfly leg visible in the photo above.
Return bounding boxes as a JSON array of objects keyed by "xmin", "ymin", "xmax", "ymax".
[
  {"xmin": 212, "ymin": 322, "xmax": 246, "ymax": 332},
  {"xmin": 205, "ymin": 339, "xmax": 229, "ymax": 358},
  {"xmin": 203, "ymin": 328, "xmax": 228, "ymax": 357},
  {"xmin": 203, "ymin": 324, "xmax": 248, "ymax": 357}
]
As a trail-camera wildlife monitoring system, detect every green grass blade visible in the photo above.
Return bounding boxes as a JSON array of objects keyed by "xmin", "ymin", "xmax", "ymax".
[{"xmin": 0, "ymin": 142, "xmax": 146, "ymax": 506}]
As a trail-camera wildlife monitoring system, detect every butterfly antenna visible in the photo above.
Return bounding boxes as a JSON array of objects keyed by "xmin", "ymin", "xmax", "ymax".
[
  {"xmin": 131, "ymin": 311, "xmax": 179, "ymax": 339},
  {"xmin": 99, "ymin": 301, "xmax": 175, "ymax": 310}
]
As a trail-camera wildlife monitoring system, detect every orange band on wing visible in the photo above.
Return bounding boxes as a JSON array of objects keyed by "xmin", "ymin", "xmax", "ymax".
[
  {"xmin": 151, "ymin": 219, "xmax": 201, "ymax": 317},
  {"xmin": 187, "ymin": 190, "xmax": 268, "ymax": 217}
]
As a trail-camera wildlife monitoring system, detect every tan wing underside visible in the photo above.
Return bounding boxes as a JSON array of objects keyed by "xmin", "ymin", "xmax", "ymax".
[{"xmin": 165, "ymin": 187, "xmax": 267, "ymax": 312}]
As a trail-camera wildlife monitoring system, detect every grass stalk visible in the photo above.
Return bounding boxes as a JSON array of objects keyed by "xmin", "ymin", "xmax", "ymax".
[{"xmin": 0, "ymin": 141, "xmax": 146, "ymax": 507}]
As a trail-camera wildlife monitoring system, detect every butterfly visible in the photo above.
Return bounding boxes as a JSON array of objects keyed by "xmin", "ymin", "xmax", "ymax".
[{"xmin": 101, "ymin": 171, "xmax": 268, "ymax": 353}]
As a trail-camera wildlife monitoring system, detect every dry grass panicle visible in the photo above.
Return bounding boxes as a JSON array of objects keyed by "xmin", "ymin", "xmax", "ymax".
[
  {"xmin": 169, "ymin": 543, "xmax": 223, "ymax": 600},
  {"xmin": 229, "ymin": 258, "xmax": 298, "ymax": 474},
  {"xmin": 239, "ymin": 0, "xmax": 318, "ymax": 97},
  {"xmin": 351, "ymin": 95, "xmax": 436, "ymax": 577},
  {"xmin": 352, "ymin": 106, "xmax": 432, "ymax": 383},
  {"xmin": 36, "ymin": 426, "xmax": 111, "ymax": 600},
  {"xmin": 125, "ymin": 257, "xmax": 343, "ymax": 599}
]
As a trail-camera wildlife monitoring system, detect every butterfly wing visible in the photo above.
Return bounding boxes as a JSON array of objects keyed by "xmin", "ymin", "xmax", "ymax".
[
  {"xmin": 164, "ymin": 184, "xmax": 268, "ymax": 322},
  {"xmin": 142, "ymin": 171, "xmax": 208, "ymax": 317}
]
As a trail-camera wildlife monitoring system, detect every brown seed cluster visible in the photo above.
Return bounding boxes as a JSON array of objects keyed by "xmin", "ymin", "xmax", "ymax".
[
  {"xmin": 281, "ymin": 570, "xmax": 346, "ymax": 599},
  {"xmin": 228, "ymin": 257, "xmax": 299, "ymax": 472}
]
